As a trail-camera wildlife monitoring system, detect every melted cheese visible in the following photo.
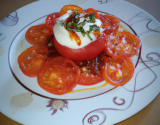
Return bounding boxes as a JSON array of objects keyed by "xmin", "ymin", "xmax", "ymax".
[{"xmin": 53, "ymin": 12, "xmax": 104, "ymax": 49}]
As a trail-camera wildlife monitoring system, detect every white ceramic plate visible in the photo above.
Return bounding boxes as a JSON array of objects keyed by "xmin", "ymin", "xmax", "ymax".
[{"xmin": 0, "ymin": 0, "xmax": 160, "ymax": 125}]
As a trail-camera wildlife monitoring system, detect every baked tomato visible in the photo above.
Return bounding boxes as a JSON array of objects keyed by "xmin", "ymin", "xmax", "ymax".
[
  {"xmin": 84, "ymin": 8, "xmax": 100, "ymax": 19},
  {"xmin": 102, "ymin": 56, "xmax": 135, "ymax": 86},
  {"xmin": 105, "ymin": 31, "xmax": 140, "ymax": 58},
  {"xmin": 54, "ymin": 33, "xmax": 106, "ymax": 61},
  {"xmin": 45, "ymin": 34, "xmax": 60, "ymax": 58},
  {"xmin": 18, "ymin": 45, "xmax": 48, "ymax": 77},
  {"xmin": 76, "ymin": 55, "xmax": 104, "ymax": 86},
  {"xmin": 46, "ymin": 13, "xmax": 60, "ymax": 31},
  {"xmin": 25, "ymin": 24, "xmax": 53, "ymax": 46},
  {"xmin": 37, "ymin": 56, "xmax": 80, "ymax": 95},
  {"xmin": 59, "ymin": 5, "xmax": 83, "ymax": 16},
  {"xmin": 100, "ymin": 14, "xmax": 120, "ymax": 33}
]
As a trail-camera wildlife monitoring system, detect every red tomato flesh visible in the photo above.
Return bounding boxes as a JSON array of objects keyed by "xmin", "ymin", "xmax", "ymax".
[
  {"xmin": 54, "ymin": 33, "xmax": 106, "ymax": 61},
  {"xmin": 75, "ymin": 54, "xmax": 104, "ymax": 86},
  {"xmin": 102, "ymin": 56, "xmax": 135, "ymax": 86},
  {"xmin": 100, "ymin": 14, "xmax": 120, "ymax": 33},
  {"xmin": 25, "ymin": 24, "xmax": 53, "ymax": 46},
  {"xmin": 84, "ymin": 8, "xmax": 100, "ymax": 19},
  {"xmin": 45, "ymin": 34, "xmax": 60, "ymax": 58},
  {"xmin": 37, "ymin": 56, "xmax": 80, "ymax": 95},
  {"xmin": 18, "ymin": 45, "xmax": 48, "ymax": 77},
  {"xmin": 46, "ymin": 13, "xmax": 60, "ymax": 31},
  {"xmin": 105, "ymin": 31, "xmax": 140, "ymax": 58},
  {"xmin": 59, "ymin": 5, "xmax": 83, "ymax": 16}
]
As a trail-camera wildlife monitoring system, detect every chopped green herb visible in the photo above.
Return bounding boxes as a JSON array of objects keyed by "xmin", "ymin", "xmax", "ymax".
[
  {"xmin": 81, "ymin": 32, "xmax": 85, "ymax": 37},
  {"xmin": 89, "ymin": 25, "xmax": 93, "ymax": 32},
  {"xmin": 58, "ymin": 11, "xmax": 100, "ymax": 41},
  {"xmin": 86, "ymin": 32, "xmax": 93, "ymax": 40},
  {"xmin": 85, "ymin": 13, "xmax": 95, "ymax": 23},
  {"xmin": 73, "ymin": 22, "xmax": 78, "ymax": 28},
  {"xmin": 73, "ymin": 11, "xmax": 80, "ymax": 23},
  {"xmin": 80, "ymin": 27, "xmax": 85, "ymax": 37},
  {"xmin": 113, "ymin": 43, "xmax": 118, "ymax": 46},
  {"xmin": 89, "ymin": 25, "xmax": 100, "ymax": 32},
  {"xmin": 79, "ymin": 22, "xmax": 86, "ymax": 26},
  {"xmin": 115, "ymin": 43, "xmax": 118, "ymax": 46},
  {"xmin": 64, "ymin": 23, "xmax": 72, "ymax": 31}
]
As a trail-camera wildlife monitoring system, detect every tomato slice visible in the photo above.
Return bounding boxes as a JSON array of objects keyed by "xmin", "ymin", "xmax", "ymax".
[
  {"xmin": 59, "ymin": 5, "xmax": 83, "ymax": 16},
  {"xmin": 77, "ymin": 74, "xmax": 103, "ymax": 86},
  {"xmin": 37, "ymin": 56, "xmax": 80, "ymax": 95},
  {"xmin": 100, "ymin": 14, "xmax": 120, "ymax": 33},
  {"xmin": 75, "ymin": 55, "xmax": 104, "ymax": 86},
  {"xmin": 84, "ymin": 8, "xmax": 100, "ymax": 19},
  {"xmin": 25, "ymin": 24, "xmax": 53, "ymax": 46},
  {"xmin": 105, "ymin": 31, "xmax": 140, "ymax": 58},
  {"xmin": 102, "ymin": 56, "xmax": 135, "ymax": 86},
  {"xmin": 45, "ymin": 34, "xmax": 60, "ymax": 58},
  {"xmin": 18, "ymin": 45, "xmax": 48, "ymax": 77},
  {"xmin": 46, "ymin": 13, "xmax": 60, "ymax": 31},
  {"xmin": 54, "ymin": 32, "xmax": 106, "ymax": 61}
]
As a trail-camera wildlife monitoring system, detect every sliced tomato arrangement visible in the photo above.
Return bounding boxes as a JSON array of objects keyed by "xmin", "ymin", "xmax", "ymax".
[
  {"xmin": 18, "ymin": 45, "xmax": 48, "ymax": 77},
  {"xmin": 59, "ymin": 5, "xmax": 83, "ymax": 16},
  {"xmin": 102, "ymin": 56, "xmax": 135, "ymax": 86},
  {"xmin": 46, "ymin": 13, "xmax": 60, "ymax": 31},
  {"xmin": 37, "ymin": 56, "xmax": 80, "ymax": 95},
  {"xmin": 25, "ymin": 24, "xmax": 53, "ymax": 46},
  {"xmin": 104, "ymin": 31, "xmax": 140, "ymax": 58},
  {"xmin": 18, "ymin": 5, "xmax": 141, "ymax": 95}
]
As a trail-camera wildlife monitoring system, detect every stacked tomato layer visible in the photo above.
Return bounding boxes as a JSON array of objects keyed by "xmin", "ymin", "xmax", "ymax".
[{"xmin": 18, "ymin": 5, "xmax": 140, "ymax": 95}]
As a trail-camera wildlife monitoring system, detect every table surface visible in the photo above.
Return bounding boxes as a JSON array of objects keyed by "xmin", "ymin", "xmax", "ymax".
[{"xmin": 0, "ymin": 0, "xmax": 160, "ymax": 125}]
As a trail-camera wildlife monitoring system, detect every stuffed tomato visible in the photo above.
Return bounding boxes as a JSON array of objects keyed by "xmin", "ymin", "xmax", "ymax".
[{"xmin": 52, "ymin": 5, "xmax": 119, "ymax": 61}]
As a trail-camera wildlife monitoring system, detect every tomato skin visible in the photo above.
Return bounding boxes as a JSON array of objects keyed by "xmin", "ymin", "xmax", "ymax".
[
  {"xmin": 77, "ymin": 74, "xmax": 103, "ymax": 86},
  {"xmin": 76, "ymin": 55, "xmax": 104, "ymax": 86},
  {"xmin": 100, "ymin": 14, "xmax": 120, "ymax": 33},
  {"xmin": 105, "ymin": 31, "xmax": 141, "ymax": 58},
  {"xmin": 25, "ymin": 24, "xmax": 53, "ymax": 46},
  {"xmin": 54, "ymin": 32, "xmax": 106, "ymax": 61},
  {"xmin": 46, "ymin": 13, "xmax": 60, "ymax": 31},
  {"xmin": 37, "ymin": 56, "xmax": 80, "ymax": 95},
  {"xmin": 102, "ymin": 56, "xmax": 135, "ymax": 86},
  {"xmin": 53, "ymin": 6, "xmax": 107, "ymax": 61},
  {"xmin": 45, "ymin": 34, "xmax": 60, "ymax": 58},
  {"xmin": 59, "ymin": 5, "xmax": 83, "ymax": 16},
  {"xmin": 18, "ymin": 46, "xmax": 48, "ymax": 77},
  {"xmin": 84, "ymin": 8, "xmax": 100, "ymax": 19}
]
